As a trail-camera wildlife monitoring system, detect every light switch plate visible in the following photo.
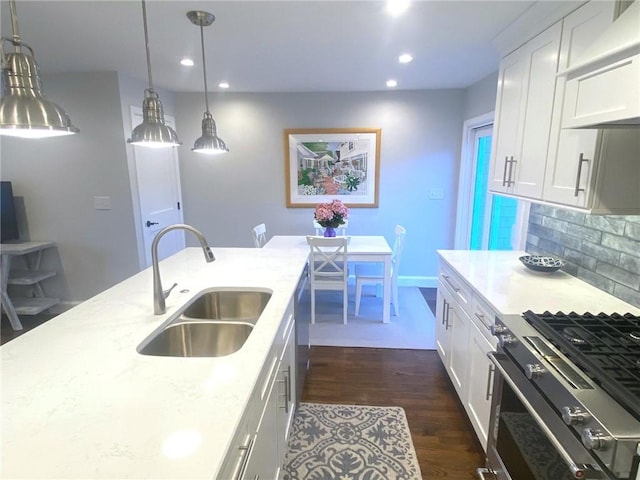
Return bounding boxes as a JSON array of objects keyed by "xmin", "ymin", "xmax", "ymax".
[
  {"xmin": 94, "ymin": 196, "xmax": 112, "ymax": 210},
  {"xmin": 429, "ymin": 188, "xmax": 444, "ymax": 200}
]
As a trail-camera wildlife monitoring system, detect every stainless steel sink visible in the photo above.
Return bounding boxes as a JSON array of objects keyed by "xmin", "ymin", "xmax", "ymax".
[
  {"xmin": 137, "ymin": 289, "xmax": 272, "ymax": 358},
  {"xmin": 138, "ymin": 321, "xmax": 254, "ymax": 357},
  {"xmin": 182, "ymin": 290, "xmax": 271, "ymax": 324}
]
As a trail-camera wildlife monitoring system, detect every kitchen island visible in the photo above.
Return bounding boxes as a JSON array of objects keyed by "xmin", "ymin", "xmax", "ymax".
[{"xmin": 1, "ymin": 247, "xmax": 309, "ymax": 479}]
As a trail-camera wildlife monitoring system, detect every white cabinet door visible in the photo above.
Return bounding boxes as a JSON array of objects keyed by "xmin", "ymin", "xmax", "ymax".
[
  {"xmin": 489, "ymin": 22, "xmax": 562, "ymax": 198},
  {"xmin": 447, "ymin": 298, "xmax": 471, "ymax": 399},
  {"xmin": 489, "ymin": 49, "xmax": 526, "ymax": 194},
  {"xmin": 512, "ymin": 22, "xmax": 562, "ymax": 199},
  {"xmin": 465, "ymin": 319, "xmax": 496, "ymax": 452},
  {"xmin": 276, "ymin": 317, "xmax": 297, "ymax": 476},
  {"xmin": 544, "ymin": 1, "xmax": 614, "ymax": 208},
  {"xmin": 435, "ymin": 280, "xmax": 453, "ymax": 367}
]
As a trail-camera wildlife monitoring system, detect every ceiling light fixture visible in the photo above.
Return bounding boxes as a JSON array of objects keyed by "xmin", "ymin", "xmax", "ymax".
[
  {"xmin": 398, "ymin": 53, "xmax": 413, "ymax": 64},
  {"xmin": 386, "ymin": 79, "xmax": 398, "ymax": 88},
  {"xmin": 0, "ymin": 0, "xmax": 78, "ymax": 138},
  {"xmin": 386, "ymin": 0, "xmax": 410, "ymax": 17},
  {"xmin": 180, "ymin": 58, "xmax": 195, "ymax": 67},
  {"xmin": 218, "ymin": 82, "xmax": 230, "ymax": 89},
  {"xmin": 187, "ymin": 10, "xmax": 228, "ymax": 155},
  {"xmin": 128, "ymin": 0, "xmax": 181, "ymax": 148}
]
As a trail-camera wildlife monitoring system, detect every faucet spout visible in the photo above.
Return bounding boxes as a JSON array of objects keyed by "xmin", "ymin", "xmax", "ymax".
[{"xmin": 151, "ymin": 224, "xmax": 215, "ymax": 315}]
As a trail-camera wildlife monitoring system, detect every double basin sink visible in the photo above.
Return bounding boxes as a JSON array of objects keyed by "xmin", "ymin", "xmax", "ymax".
[{"xmin": 137, "ymin": 289, "xmax": 272, "ymax": 358}]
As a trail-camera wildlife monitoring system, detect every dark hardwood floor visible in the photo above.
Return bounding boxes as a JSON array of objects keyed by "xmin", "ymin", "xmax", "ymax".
[{"xmin": 302, "ymin": 346, "xmax": 485, "ymax": 479}]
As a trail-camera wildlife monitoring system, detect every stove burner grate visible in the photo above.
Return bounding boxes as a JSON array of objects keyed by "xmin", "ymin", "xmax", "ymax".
[{"xmin": 523, "ymin": 310, "xmax": 640, "ymax": 420}]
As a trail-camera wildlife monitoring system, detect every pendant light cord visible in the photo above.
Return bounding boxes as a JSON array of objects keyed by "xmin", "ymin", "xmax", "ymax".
[
  {"xmin": 199, "ymin": 24, "xmax": 211, "ymax": 114},
  {"xmin": 9, "ymin": 0, "xmax": 21, "ymax": 48},
  {"xmin": 141, "ymin": 0, "xmax": 154, "ymax": 92}
]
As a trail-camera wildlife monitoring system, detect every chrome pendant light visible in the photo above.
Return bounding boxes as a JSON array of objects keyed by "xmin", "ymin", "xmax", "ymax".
[
  {"xmin": 128, "ymin": 0, "xmax": 181, "ymax": 148},
  {"xmin": 0, "ymin": 0, "xmax": 78, "ymax": 138},
  {"xmin": 187, "ymin": 10, "xmax": 228, "ymax": 154}
]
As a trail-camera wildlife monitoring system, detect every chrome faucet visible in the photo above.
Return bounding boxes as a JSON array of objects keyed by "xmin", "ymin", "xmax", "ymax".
[{"xmin": 151, "ymin": 224, "xmax": 215, "ymax": 314}]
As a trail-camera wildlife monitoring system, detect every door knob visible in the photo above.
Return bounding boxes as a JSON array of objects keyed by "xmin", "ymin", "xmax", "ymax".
[{"xmin": 146, "ymin": 221, "xmax": 159, "ymax": 227}]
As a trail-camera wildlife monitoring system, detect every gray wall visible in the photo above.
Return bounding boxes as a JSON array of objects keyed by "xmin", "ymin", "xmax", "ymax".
[
  {"xmin": 526, "ymin": 204, "xmax": 640, "ymax": 308},
  {"xmin": 176, "ymin": 90, "xmax": 465, "ymax": 284},
  {"xmin": 1, "ymin": 71, "xmax": 140, "ymax": 303},
  {"xmin": 463, "ymin": 71, "xmax": 498, "ymax": 120}
]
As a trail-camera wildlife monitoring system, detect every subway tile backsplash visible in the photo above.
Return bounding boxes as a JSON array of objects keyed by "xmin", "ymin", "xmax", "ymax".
[{"xmin": 526, "ymin": 204, "xmax": 640, "ymax": 309}]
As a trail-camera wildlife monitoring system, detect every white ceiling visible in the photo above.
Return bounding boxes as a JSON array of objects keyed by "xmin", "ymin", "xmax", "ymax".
[{"xmin": 0, "ymin": 0, "xmax": 542, "ymax": 93}]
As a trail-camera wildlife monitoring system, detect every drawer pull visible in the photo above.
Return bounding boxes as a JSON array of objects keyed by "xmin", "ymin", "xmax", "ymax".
[
  {"xmin": 232, "ymin": 434, "xmax": 254, "ymax": 480},
  {"xmin": 474, "ymin": 312, "xmax": 492, "ymax": 331},
  {"xmin": 442, "ymin": 274, "xmax": 461, "ymax": 293}
]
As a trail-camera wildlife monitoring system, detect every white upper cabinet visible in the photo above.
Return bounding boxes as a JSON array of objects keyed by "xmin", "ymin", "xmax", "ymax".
[
  {"xmin": 489, "ymin": 22, "xmax": 562, "ymax": 198},
  {"xmin": 489, "ymin": 0, "xmax": 640, "ymax": 214},
  {"xmin": 544, "ymin": 1, "xmax": 640, "ymax": 213}
]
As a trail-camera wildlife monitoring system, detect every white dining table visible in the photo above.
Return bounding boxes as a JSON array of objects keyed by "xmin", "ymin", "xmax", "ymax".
[{"xmin": 264, "ymin": 235, "xmax": 393, "ymax": 323}]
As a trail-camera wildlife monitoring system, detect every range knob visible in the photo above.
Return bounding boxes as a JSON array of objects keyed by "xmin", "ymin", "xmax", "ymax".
[
  {"xmin": 581, "ymin": 428, "xmax": 611, "ymax": 450},
  {"xmin": 490, "ymin": 324, "xmax": 507, "ymax": 336},
  {"xmin": 561, "ymin": 406, "xmax": 590, "ymax": 425},
  {"xmin": 498, "ymin": 334, "xmax": 517, "ymax": 347},
  {"xmin": 525, "ymin": 364, "xmax": 547, "ymax": 379}
]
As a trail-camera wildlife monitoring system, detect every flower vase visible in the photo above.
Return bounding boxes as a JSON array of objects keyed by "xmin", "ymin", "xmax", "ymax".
[{"xmin": 323, "ymin": 227, "xmax": 336, "ymax": 237}]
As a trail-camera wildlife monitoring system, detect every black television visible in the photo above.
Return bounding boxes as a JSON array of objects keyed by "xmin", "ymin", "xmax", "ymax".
[{"xmin": 1, "ymin": 181, "xmax": 19, "ymax": 242}]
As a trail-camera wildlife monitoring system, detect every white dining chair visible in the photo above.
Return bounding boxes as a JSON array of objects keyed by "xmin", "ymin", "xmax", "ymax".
[
  {"xmin": 252, "ymin": 223, "xmax": 267, "ymax": 248},
  {"xmin": 313, "ymin": 219, "xmax": 349, "ymax": 236},
  {"xmin": 354, "ymin": 225, "xmax": 406, "ymax": 317},
  {"xmin": 306, "ymin": 236, "xmax": 349, "ymax": 324}
]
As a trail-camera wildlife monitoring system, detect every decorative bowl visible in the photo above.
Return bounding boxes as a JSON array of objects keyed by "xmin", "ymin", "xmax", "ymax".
[{"xmin": 519, "ymin": 255, "xmax": 566, "ymax": 273}]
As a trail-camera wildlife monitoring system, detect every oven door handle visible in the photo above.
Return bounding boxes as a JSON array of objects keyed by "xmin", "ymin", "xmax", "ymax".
[{"xmin": 488, "ymin": 352, "xmax": 605, "ymax": 479}]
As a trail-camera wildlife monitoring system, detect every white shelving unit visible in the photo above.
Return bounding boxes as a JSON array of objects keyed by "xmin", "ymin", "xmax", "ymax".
[{"xmin": 1, "ymin": 241, "xmax": 59, "ymax": 330}]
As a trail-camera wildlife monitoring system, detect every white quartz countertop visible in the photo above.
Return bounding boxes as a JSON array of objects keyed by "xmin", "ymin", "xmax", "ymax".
[
  {"xmin": 437, "ymin": 250, "xmax": 640, "ymax": 315},
  {"xmin": 1, "ymin": 247, "xmax": 309, "ymax": 479}
]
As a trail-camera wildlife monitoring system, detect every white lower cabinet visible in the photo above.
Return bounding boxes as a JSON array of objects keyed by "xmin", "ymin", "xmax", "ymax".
[
  {"xmin": 465, "ymin": 319, "xmax": 495, "ymax": 447},
  {"xmin": 219, "ymin": 303, "xmax": 297, "ymax": 480},
  {"xmin": 435, "ymin": 264, "xmax": 498, "ymax": 451}
]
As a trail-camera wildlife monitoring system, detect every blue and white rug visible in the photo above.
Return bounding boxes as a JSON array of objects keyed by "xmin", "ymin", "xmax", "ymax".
[{"xmin": 282, "ymin": 402, "xmax": 422, "ymax": 480}]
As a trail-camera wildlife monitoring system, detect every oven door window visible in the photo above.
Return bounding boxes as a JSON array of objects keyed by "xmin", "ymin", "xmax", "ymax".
[{"xmin": 496, "ymin": 383, "xmax": 574, "ymax": 480}]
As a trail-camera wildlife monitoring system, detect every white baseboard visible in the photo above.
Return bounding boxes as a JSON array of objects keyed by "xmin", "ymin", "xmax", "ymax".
[{"xmin": 398, "ymin": 276, "xmax": 438, "ymax": 288}]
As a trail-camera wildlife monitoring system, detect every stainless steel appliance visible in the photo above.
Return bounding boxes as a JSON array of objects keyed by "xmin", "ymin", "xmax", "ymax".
[{"xmin": 478, "ymin": 311, "xmax": 640, "ymax": 480}]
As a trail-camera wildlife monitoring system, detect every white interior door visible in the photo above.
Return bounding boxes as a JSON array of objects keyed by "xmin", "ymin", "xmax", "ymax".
[{"xmin": 130, "ymin": 107, "xmax": 185, "ymax": 268}]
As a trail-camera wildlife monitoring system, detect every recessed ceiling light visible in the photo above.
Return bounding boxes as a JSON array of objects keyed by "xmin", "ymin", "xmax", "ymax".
[
  {"xmin": 386, "ymin": 0, "xmax": 410, "ymax": 17},
  {"xmin": 399, "ymin": 53, "xmax": 413, "ymax": 64},
  {"xmin": 386, "ymin": 79, "xmax": 398, "ymax": 88},
  {"xmin": 218, "ymin": 82, "xmax": 230, "ymax": 89},
  {"xmin": 180, "ymin": 58, "xmax": 194, "ymax": 67}
]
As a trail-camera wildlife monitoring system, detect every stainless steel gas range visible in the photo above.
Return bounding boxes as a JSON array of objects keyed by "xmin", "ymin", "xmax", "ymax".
[{"xmin": 478, "ymin": 310, "xmax": 640, "ymax": 480}]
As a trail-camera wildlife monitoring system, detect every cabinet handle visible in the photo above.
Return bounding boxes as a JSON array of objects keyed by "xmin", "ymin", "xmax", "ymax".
[
  {"xmin": 444, "ymin": 303, "xmax": 452, "ymax": 331},
  {"xmin": 442, "ymin": 274, "xmax": 460, "ymax": 293},
  {"xmin": 476, "ymin": 467, "xmax": 497, "ymax": 479},
  {"xmin": 501, "ymin": 156, "xmax": 509, "ymax": 186},
  {"xmin": 506, "ymin": 156, "xmax": 516, "ymax": 187},
  {"xmin": 232, "ymin": 434, "xmax": 254, "ymax": 480},
  {"xmin": 485, "ymin": 364, "xmax": 495, "ymax": 401},
  {"xmin": 474, "ymin": 312, "xmax": 492, "ymax": 331},
  {"xmin": 573, "ymin": 153, "xmax": 589, "ymax": 197},
  {"xmin": 441, "ymin": 299, "xmax": 448, "ymax": 325}
]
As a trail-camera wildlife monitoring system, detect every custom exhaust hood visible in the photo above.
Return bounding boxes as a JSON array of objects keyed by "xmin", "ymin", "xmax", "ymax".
[{"xmin": 559, "ymin": 0, "xmax": 640, "ymax": 128}]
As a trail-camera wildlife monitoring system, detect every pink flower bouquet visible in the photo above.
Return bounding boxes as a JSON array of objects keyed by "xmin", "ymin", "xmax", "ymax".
[{"xmin": 314, "ymin": 199, "xmax": 349, "ymax": 228}]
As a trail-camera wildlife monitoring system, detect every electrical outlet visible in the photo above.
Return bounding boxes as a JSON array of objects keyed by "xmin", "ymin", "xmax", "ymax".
[
  {"xmin": 429, "ymin": 188, "xmax": 444, "ymax": 200},
  {"xmin": 94, "ymin": 196, "xmax": 112, "ymax": 210}
]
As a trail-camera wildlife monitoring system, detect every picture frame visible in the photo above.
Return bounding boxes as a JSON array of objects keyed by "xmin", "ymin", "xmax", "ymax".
[{"xmin": 284, "ymin": 128, "xmax": 381, "ymax": 208}]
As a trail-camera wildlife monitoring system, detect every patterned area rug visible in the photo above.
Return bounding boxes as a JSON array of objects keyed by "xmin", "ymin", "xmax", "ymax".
[{"xmin": 283, "ymin": 403, "xmax": 422, "ymax": 480}]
